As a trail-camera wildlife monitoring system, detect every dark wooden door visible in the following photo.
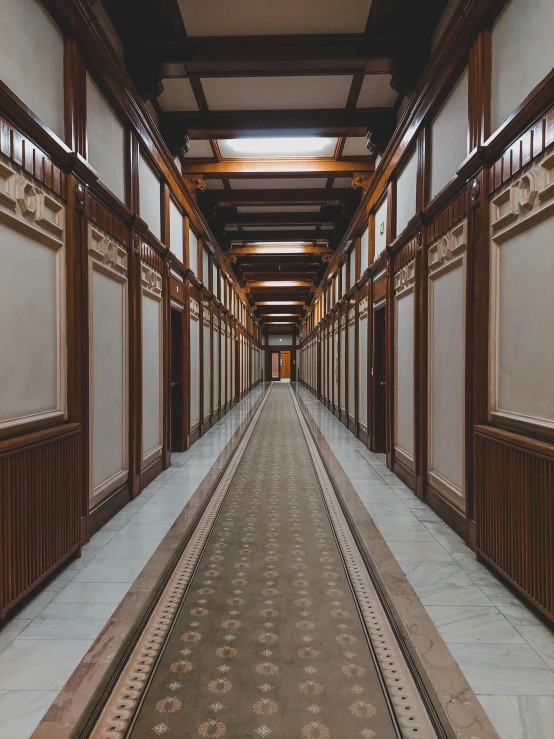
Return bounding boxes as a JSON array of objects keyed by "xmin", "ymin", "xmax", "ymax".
[
  {"xmin": 171, "ymin": 308, "xmax": 184, "ymax": 452},
  {"xmin": 372, "ymin": 306, "xmax": 387, "ymax": 453}
]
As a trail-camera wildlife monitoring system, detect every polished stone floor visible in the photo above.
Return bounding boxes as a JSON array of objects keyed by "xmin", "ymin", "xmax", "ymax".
[{"xmin": 0, "ymin": 382, "xmax": 553, "ymax": 738}]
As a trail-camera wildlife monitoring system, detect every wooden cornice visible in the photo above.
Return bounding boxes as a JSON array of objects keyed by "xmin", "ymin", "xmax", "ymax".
[{"xmin": 182, "ymin": 157, "xmax": 375, "ymax": 177}]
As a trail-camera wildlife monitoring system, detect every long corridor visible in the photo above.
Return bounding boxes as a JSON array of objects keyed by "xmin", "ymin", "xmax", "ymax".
[{"xmin": 2, "ymin": 385, "xmax": 554, "ymax": 738}]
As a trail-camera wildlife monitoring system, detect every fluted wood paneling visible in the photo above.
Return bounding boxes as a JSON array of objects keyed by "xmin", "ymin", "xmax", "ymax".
[
  {"xmin": 0, "ymin": 427, "xmax": 81, "ymax": 617},
  {"xmin": 475, "ymin": 426, "xmax": 554, "ymax": 622}
]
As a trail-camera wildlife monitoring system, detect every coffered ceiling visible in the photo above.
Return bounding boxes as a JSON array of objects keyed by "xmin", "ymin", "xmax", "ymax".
[{"xmin": 99, "ymin": 0, "xmax": 449, "ymax": 329}]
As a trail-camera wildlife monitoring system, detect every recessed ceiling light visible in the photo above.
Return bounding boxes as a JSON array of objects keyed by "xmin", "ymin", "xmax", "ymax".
[{"xmin": 225, "ymin": 137, "xmax": 333, "ymax": 156}]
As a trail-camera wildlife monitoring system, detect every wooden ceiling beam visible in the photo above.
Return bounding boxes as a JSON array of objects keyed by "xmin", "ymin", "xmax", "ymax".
[
  {"xmin": 220, "ymin": 212, "xmax": 340, "ymax": 227},
  {"xmin": 227, "ymin": 244, "xmax": 332, "ymax": 255},
  {"xmin": 229, "ymin": 230, "xmax": 328, "ymax": 243},
  {"xmin": 199, "ymin": 189, "xmax": 355, "ymax": 205},
  {"xmin": 185, "ymin": 160, "xmax": 373, "ymax": 177},
  {"xmin": 147, "ymin": 35, "xmax": 393, "ymax": 76},
  {"xmin": 163, "ymin": 108, "xmax": 393, "ymax": 140}
]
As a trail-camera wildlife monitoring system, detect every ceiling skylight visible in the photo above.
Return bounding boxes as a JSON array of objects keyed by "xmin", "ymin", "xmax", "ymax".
[{"xmin": 219, "ymin": 137, "xmax": 337, "ymax": 158}]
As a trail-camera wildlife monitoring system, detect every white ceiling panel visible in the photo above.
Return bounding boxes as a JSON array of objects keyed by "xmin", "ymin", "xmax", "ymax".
[
  {"xmin": 158, "ymin": 78, "xmax": 198, "ymax": 111},
  {"xmin": 237, "ymin": 206, "xmax": 322, "ymax": 213},
  {"xmin": 204, "ymin": 178, "xmax": 225, "ymax": 189},
  {"xmin": 203, "ymin": 77, "xmax": 352, "ymax": 110},
  {"xmin": 357, "ymin": 74, "xmax": 397, "ymax": 108},
  {"xmin": 332, "ymin": 177, "xmax": 353, "ymax": 188},
  {"xmin": 179, "ymin": 0, "xmax": 372, "ymax": 36},
  {"xmin": 228, "ymin": 178, "xmax": 328, "ymax": 189},
  {"xmin": 342, "ymin": 137, "xmax": 371, "ymax": 156},
  {"xmin": 183, "ymin": 140, "xmax": 214, "ymax": 158}
]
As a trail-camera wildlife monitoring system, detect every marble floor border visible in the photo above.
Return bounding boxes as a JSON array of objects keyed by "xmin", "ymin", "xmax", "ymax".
[
  {"xmin": 30, "ymin": 385, "xmax": 270, "ymax": 739},
  {"xmin": 292, "ymin": 384, "xmax": 499, "ymax": 739}
]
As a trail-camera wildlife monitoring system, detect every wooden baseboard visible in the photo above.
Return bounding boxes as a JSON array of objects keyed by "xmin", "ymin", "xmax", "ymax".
[
  {"xmin": 424, "ymin": 483, "xmax": 466, "ymax": 539},
  {"xmin": 393, "ymin": 458, "xmax": 416, "ymax": 492},
  {"xmin": 88, "ymin": 482, "xmax": 131, "ymax": 537},
  {"xmin": 140, "ymin": 456, "xmax": 163, "ymax": 491}
]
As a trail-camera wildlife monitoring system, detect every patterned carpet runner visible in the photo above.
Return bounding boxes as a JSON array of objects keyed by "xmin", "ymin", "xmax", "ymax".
[{"xmin": 87, "ymin": 385, "xmax": 441, "ymax": 739}]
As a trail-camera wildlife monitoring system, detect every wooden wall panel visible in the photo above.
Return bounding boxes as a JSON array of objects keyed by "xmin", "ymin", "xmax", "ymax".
[
  {"xmin": 0, "ymin": 426, "xmax": 81, "ymax": 617},
  {"xmin": 475, "ymin": 427, "xmax": 554, "ymax": 622}
]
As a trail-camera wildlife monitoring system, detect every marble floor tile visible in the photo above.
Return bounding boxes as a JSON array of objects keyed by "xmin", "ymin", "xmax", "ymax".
[
  {"xmin": 14, "ymin": 589, "xmax": 60, "ymax": 620},
  {"xmin": 449, "ymin": 644, "xmax": 554, "ymax": 695},
  {"xmin": 52, "ymin": 581, "xmax": 131, "ymax": 604},
  {"xmin": 0, "ymin": 690, "xmax": 59, "ymax": 739},
  {"xmin": 381, "ymin": 528, "xmax": 437, "ymax": 542},
  {"xmin": 387, "ymin": 540, "xmax": 454, "ymax": 562},
  {"xmin": 38, "ymin": 602, "xmax": 116, "ymax": 621},
  {"xmin": 0, "ymin": 639, "xmax": 94, "ymax": 690},
  {"xmin": 17, "ymin": 616, "xmax": 109, "ymax": 640},
  {"xmin": 111, "ymin": 523, "xmax": 174, "ymax": 541},
  {"xmin": 72, "ymin": 557, "xmax": 149, "ymax": 583},
  {"xmin": 64, "ymin": 547, "xmax": 102, "ymax": 570},
  {"xmin": 0, "ymin": 619, "xmax": 31, "ymax": 655},
  {"xmin": 425, "ymin": 605, "xmax": 527, "ymax": 644},
  {"xmin": 95, "ymin": 537, "xmax": 162, "ymax": 560},
  {"xmin": 400, "ymin": 561, "xmax": 493, "ymax": 606},
  {"xmin": 478, "ymin": 695, "xmax": 554, "ymax": 738},
  {"xmin": 498, "ymin": 602, "xmax": 554, "ymax": 669}
]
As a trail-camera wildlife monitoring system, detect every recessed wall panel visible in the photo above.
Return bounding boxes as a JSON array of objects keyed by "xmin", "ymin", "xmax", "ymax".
[
  {"xmin": 394, "ymin": 266, "xmax": 415, "ymax": 470},
  {"xmin": 374, "ymin": 199, "xmax": 387, "ymax": 257},
  {"xmin": 139, "ymin": 155, "xmax": 161, "ymax": 239},
  {"xmin": 86, "ymin": 74, "xmax": 126, "ymax": 203},
  {"xmin": 396, "ymin": 150, "xmax": 418, "ymax": 236},
  {"xmin": 169, "ymin": 199, "xmax": 183, "ymax": 263},
  {"xmin": 142, "ymin": 284, "xmax": 163, "ymax": 465}
]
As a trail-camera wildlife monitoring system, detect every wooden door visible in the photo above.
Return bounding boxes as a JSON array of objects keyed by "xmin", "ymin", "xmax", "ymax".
[
  {"xmin": 372, "ymin": 305, "xmax": 387, "ymax": 453},
  {"xmin": 170, "ymin": 308, "xmax": 184, "ymax": 452},
  {"xmin": 280, "ymin": 351, "xmax": 290, "ymax": 378}
]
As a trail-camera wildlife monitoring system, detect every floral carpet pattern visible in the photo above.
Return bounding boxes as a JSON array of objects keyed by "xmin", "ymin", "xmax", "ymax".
[{"xmin": 89, "ymin": 385, "xmax": 441, "ymax": 738}]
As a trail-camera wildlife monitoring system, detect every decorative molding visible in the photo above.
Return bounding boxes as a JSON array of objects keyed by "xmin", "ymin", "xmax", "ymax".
[
  {"xmin": 203, "ymin": 306, "xmax": 211, "ymax": 325},
  {"xmin": 88, "ymin": 224, "xmax": 128, "ymax": 276},
  {"xmin": 141, "ymin": 261, "xmax": 163, "ymax": 298},
  {"xmin": 428, "ymin": 219, "xmax": 467, "ymax": 277},
  {"xmin": 352, "ymin": 173, "xmax": 372, "ymax": 192},
  {"xmin": 358, "ymin": 296, "xmax": 369, "ymax": 318},
  {"xmin": 183, "ymin": 175, "xmax": 206, "ymax": 194},
  {"xmin": 0, "ymin": 156, "xmax": 65, "ymax": 250},
  {"xmin": 394, "ymin": 258, "xmax": 416, "ymax": 296},
  {"xmin": 189, "ymin": 297, "xmax": 200, "ymax": 319},
  {"xmin": 491, "ymin": 145, "xmax": 554, "ymax": 243}
]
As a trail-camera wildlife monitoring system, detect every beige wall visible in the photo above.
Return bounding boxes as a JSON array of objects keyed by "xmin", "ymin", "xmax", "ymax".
[
  {"xmin": 86, "ymin": 73, "xmax": 126, "ymax": 203},
  {"xmin": 139, "ymin": 154, "xmax": 161, "ymax": 240},
  {"xmin": 141, "ymin": 267, "xmax": 163, "ymax": 466},
  {"xmin": 394, "ymin": 263, "xmax": 415, "ymax": 469},
  {"xmin": 396, "ymin": 149, "xmax": 418, "ymax": 236},
  {"xmin": 169, "ymin": 198, "xmax": 183, "ymax": 263},
  {"xmin": 0, "ymin": 0, "xmax": 64, "ymax": 137},
  {"xmin": 358, "ymin": 301, "xmax": 369, "ymax": 431},
  {"xmin": 88, "ymin": 226, "xmax": 128, "ymax": 505},
  {"xmin": 189, "ymin": 301, "xmax": 200, "ymax": 428},
  {"xmin": 189, "ymin": 226, "xmax": 198, "ymax": 276},
  {"xmin": 428, "ymin": 222, "xmax": 467, "ymax": 505},
  {"xmin": 0, "ymin": 163, "xmax": 65, "ymax": 434},
  {"xmin": 491, "ymin": 0, "xmax": 554, "ymax": 131},
  {"xmin": 374, "ymin": 198, "xmax": 388, "ymax": 256},
  {"xmin": 489, "ymin": 148, "xmax": 554, "ymax": 437},
  {"xmin": 431, "ymin": 67, "xmax": 469, "ymax": 199}
]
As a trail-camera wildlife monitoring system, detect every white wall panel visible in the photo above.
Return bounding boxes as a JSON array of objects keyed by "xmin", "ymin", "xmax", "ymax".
[
  {"xmin": 340, "ymin": 320, "xmax": 346, "ymax": 411},
  {"xmin": 491, "ymin": 0, "xmax": 554, "ymax": 131},
  {"xmin": 394, "ymin": 266, "xmax": 415, "ymax": 469},
  {"xmin": 86, "ymin": 74, "xmax": 126, "ymax": 203},
  {"xmin": 430, "ymin": 67, "xmax": 469, "ymax": 199},
  {"xmin": 169, "ymin": 199, "xmax": 183, "ymax": 263},
  {"xmin": 139, "ymin": 154, "xmax": 161, "ymax": 239},
  {"xmin": 203, "ymin": 311, "xmax": 211, "ymax": 418},
  {"xmin": 0, "ymin": 193, "xmax": 65, "ymax": 432},
  {"xmin": 359, "ymin": 307, "xmax": 368, "ymax": 430},
  {"xmin": 142, "ymin": 288, "xmax": 163, "ymax": 465},
  {"xmin": 90, "ymin": 262, "xmax": 127, "ymax": 504},
  {"xmin": 348, "ymin": 312, "xmax": 355, "ymax": 419},
  {"xmin": 0, "ymin": 0, "xmax": 64, "ymax": 137},
  {"xmin": 189, "ymin": 302, "xmax": 200, "ymax": 428},
  {"xmin": 428, "ymin": 224, "xmax": 467, "ymax": 504},
  {"xmin": 374, "ymin": 198, "xmax": 387, "ymax": 257},
  {"xmin": 396, "ymin": 150, "xmax": 418, "ymax": 236},
  {"xmin": 189, "ymin": 226, "xmax": 198, "ymax": 276},
  {"xmin": 360, "ymin": 225, "xmax": 369, "ymax": 273},
  {"xmin": 213, "ymin": 323, "xmax": 220, "ymax": 409}
]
